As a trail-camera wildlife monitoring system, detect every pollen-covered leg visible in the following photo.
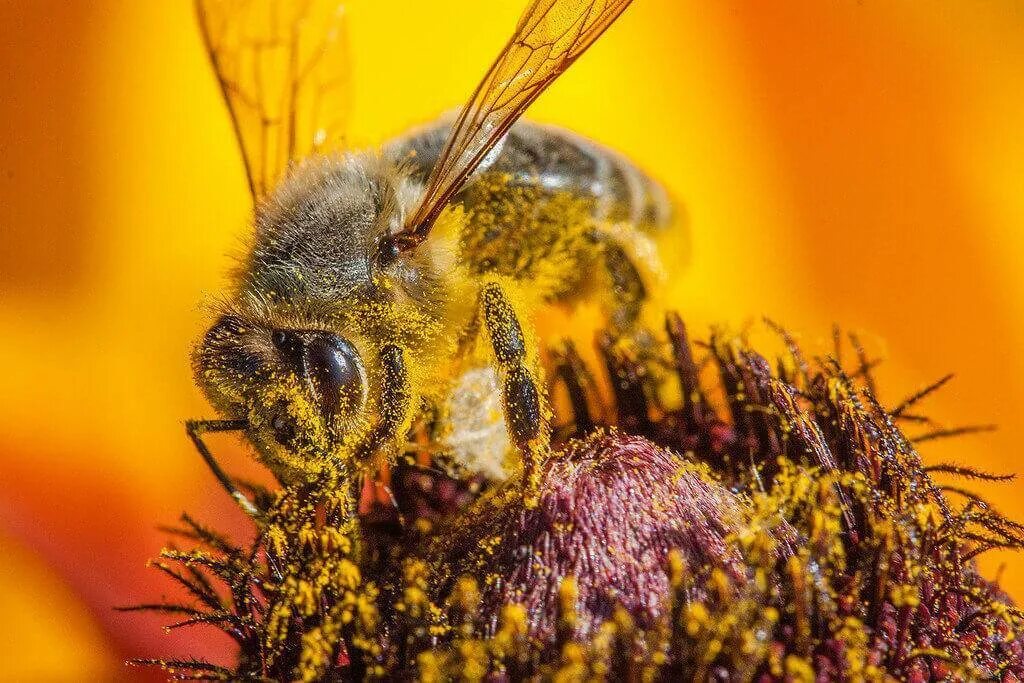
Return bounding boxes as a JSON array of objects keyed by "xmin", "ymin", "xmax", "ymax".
[
  {"xmin": 504, "ymin": 365, "xmax": 542, "ymax": 447},
  {"xmin": 479, "ymin": 282, "xmax": 548, "ymax": 485},
  {"xmin": 355, "ymin": 344, "xmax": 412, "ymax": 463}
]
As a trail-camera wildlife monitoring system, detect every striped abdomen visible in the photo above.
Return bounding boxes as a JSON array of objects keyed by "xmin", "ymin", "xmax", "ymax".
[
  {"xmin": 390, "ymin": 120, "xmax": 675, "ymax": 328},
  {"xmin": 393, "ymin": 119, "xmax": 673, "ymax": 234}
]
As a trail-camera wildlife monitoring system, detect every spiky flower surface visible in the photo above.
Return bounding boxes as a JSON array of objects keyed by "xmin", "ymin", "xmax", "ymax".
[{"xmin": 131, "ymin": 312, "xmax": 1024, "ymax": 681}]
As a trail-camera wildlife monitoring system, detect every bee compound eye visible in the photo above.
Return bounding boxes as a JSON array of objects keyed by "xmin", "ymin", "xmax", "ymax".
[{"xmin": 303, "ymin": 333, "xmax": 367, "ymax": 422}]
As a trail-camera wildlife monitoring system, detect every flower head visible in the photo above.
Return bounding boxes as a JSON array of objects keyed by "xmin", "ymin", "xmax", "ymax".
[{"xmin": 130, "ymin": 312, "xmax": 1024, "ymax": 680}]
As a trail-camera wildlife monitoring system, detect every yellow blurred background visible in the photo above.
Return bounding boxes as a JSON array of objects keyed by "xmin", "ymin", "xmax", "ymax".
[{"xmin": 2, "ymin": 1, "xmax": 1023, "ymax": 679}]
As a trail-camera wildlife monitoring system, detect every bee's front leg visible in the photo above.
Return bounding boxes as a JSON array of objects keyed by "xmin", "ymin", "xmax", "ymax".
[
  {"xmin": 185, "ymin": 418, "xmax": 259, "ymax": 518},
  {"xmin": 352, "ymin": 344, "xmax": 413, "ymax": 526},
  {"xmin": 479, "ymin": 282, "xmax": 548, "ymax": 485},
  {"xmin": 355, "ymin": 343, "xmax": 412, "ymax": 462}
]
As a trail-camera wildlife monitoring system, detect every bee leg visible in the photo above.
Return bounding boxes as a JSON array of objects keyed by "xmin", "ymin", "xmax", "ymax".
[
  {"xmin": 479, "ymin": 282, "xmax": 547, "ymax": 483},
  {"xmin": 373, "ymin": 480, "xmax": 407, "ymax": 529},
  {"xmin": 185, "ymin": 419, "xmax": 259, "ymax": 517},
  {"xmin": 593, "ymin": 235, "xmax": 664, "ymax": 395},
  {"xmin": 355, "ymin": 344, "xmax": 412, "ymax": 462},
  {"xmin": 600, "ymin": 239, "xmax": 647, "ymax": 335}
]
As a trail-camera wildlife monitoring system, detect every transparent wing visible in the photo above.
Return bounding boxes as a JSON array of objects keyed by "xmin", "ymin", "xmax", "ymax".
[
  {"xmin": 398, "ymin": 0, "xmax": 632, "ymax": 246},
  {"xmin": 196, "ymin": 0, "xmax": 351, "ymax": 200}
]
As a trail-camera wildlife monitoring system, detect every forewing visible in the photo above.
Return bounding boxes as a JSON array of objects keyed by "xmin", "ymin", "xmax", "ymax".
[
  {"xmin": 196, "ymin": 0, "xmax": 351, "ymax": 200},
  {"xmin": 401, "ymin": 0, "xmax": 632, "ymax": 242}
]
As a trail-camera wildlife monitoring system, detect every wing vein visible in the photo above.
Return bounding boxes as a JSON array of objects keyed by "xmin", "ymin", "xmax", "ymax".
[{"xmin": 397, "ymin": 0, "xmax": 633, "ymax": 245}]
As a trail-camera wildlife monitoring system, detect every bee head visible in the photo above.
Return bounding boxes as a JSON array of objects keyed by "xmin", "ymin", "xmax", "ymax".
[{"xmin": 194, "ymin": 312, "xmax": 373, "ymax": 478}]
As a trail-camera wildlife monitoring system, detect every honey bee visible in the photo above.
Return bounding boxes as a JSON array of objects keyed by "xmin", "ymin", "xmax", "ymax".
[{"xmin": 188, "ymin": 0, "xmax": 673, "ymax": 514}]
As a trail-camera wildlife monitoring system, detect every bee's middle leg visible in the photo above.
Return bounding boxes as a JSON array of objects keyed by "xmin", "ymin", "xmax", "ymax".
[{"xmin": 478, "ymin": 282, "xmax": 547, "ymax": 480}]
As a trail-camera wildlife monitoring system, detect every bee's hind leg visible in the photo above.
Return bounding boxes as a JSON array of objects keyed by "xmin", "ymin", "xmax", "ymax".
[
  {"xmin": 593, "ymin": 235, "xmax": 670, "ymax": 379},
  {"xmin": 600, "ymin": 238, "xmax": 648, "ymax": 336},
  {"xmin": 479, "ymin": 282, "xmax": 548, "ymax": 487}
]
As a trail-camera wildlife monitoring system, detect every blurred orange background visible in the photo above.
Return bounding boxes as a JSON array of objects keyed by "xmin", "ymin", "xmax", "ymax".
[{"xmin": 2, "ymin": 1, "xmax": 1023, "ymax": 679}]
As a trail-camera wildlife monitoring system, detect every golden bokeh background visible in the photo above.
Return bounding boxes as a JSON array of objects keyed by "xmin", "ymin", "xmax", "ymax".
[{"xmin": 2, "ymin": 1, "xmax": 1023, "ymax": 679}]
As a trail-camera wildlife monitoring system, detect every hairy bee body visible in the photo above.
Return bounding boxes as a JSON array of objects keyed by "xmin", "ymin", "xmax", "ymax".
[
  {"xmin": 401, "ymin": 119, "xmax": 672, "ymax": 232},
  {"xmin": 399, "ymin": 120, "xmax": 673, "ymax": 475},
  {"xmin": 241, "ymin": 120, "xmax": 671, "ymax": 319},
  {"xmin": 198, "ymin": 119, "xmax": 671, "ymax": 482},
  {"xmin": 395, "ymin": 120, "xmax": 672, "ymax": 324},
  {"xmin": 190, "ymin": 0, "xmax": 656, "ymax": 499}
]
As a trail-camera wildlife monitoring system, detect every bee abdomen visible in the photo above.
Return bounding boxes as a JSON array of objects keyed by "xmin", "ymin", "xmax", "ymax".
[
  {"xmin": 391, "ymin": 119, "xmax": 673, "ymax": 232},
  {"xmin": 389, "ymin": 120, "xmax": 673, "ymax": 321},
  {"xmin": 492, "ymin": 121, "xmax": 673, "ymax": 232}
]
